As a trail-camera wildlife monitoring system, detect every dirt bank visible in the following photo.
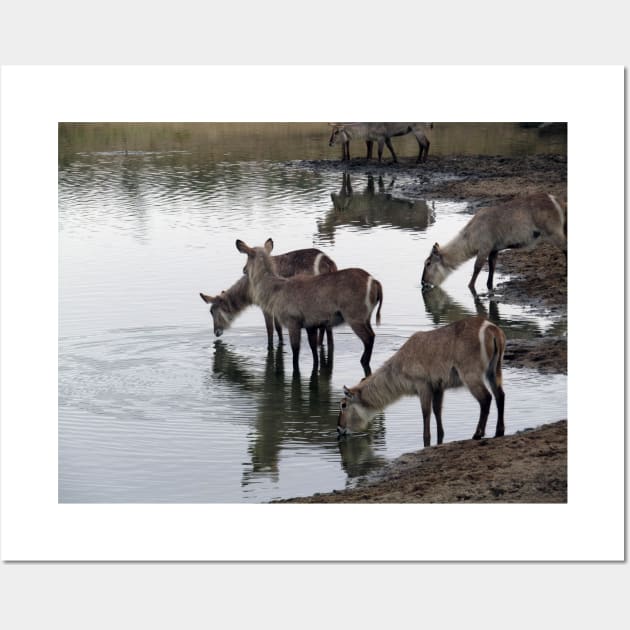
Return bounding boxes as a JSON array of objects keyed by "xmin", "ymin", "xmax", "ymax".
[
  {"xmin": 282, "ymin": 150, "xmax": 567, "ymax": 503},
  {"xmin": 277, "ymin": 420, "xmax": 567, "ymax": 503}
]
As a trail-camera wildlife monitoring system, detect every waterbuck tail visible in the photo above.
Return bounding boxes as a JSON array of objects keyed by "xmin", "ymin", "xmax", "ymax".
[
  {"xmin": 486, "ymin": 326, "xmax": 505, "ymax": 388},
  {"xmin": 375, "ymin": 280, "xmax": 383, "ymax": 325}
]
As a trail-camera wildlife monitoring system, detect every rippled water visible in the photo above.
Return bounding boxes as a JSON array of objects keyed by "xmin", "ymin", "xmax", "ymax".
[{"xmin": 59, "ymin": 123, "xmax": 567, "ymax": 503}]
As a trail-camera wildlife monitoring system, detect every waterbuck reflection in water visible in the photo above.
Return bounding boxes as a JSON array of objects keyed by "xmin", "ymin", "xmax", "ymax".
[
  {"xmin": 421, "ymin": 285, "xmax": 567, "ymax": 341},
  {"xmin": 318, "ymin": 173, "xmax": 435, "ymax": 243},
  {"xmin": 210, "ymin": 341, "xmax": 376, "ymax": 487}
]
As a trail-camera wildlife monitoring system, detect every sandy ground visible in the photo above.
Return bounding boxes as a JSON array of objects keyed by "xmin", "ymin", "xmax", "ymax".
[
  {"xmin": 278, "ymin": 148, "xmax": 567, "ymax": 503},
  {"xmin": 278, "ymin": 421, "xmax": 567, "ymax": 503}
]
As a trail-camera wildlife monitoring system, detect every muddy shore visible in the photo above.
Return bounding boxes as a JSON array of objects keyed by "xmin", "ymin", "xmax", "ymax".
[{"xmin": 279, "ymin": 150, "xmax": 567, "ymax": 503}]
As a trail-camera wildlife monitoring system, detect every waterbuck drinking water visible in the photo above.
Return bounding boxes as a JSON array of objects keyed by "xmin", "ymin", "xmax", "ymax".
[
  {"xmin": 337, "ymin": 316, "xmax": 506, "ymax": 447},
  {"xmin": 200, "ymin": 247, "xmax": 337, "ymax": 346},
  {"xmin": 328, "ymin": 123, "xmax": 433, "ymax": 163},
  {"xmin": 235, "ymin": 238, "xmax": 383, "ymax": 373},
  {"xmin": 421, "ymin": 192, "xmax": 567, "ymax": 293}
]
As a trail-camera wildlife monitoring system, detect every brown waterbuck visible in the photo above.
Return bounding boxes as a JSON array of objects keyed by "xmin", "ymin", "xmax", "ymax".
[
  {"xmin": 337, "ymin": 316, "xmax": 506, "ymax": 447},
  {"xmin": 235, "ymin": 238, "xmax": 383, "ymax": 373},
  {"xmin": 421, "ymin": 192, "xmax": 567, "ymax": 293},
  {"xmin": 200, "ymin": 247, "xmax": 337, "ymax": 346},
  {"xmin": 328, "ymin": 123, "xmax": 433, "ymax": 163}
]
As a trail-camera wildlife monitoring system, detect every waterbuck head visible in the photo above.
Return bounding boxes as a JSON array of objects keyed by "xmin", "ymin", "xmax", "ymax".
[
  {"xmin": 421, "ymin": 242, "xmax": 449, "ymax": 290},
  {"xmin": 236, "ymin": 238, "xmax": 274, "ymax": 276},
  {"xmin": 328, "ymin": 124, "xmax": 347, "ymax": 147},
  {"xmin": 199, "ymin": 291, "xmax": 233, "ymax": 337},
  {"xmin": 337, "ymin": 385, "xmax": 372, "ymax": 435}
]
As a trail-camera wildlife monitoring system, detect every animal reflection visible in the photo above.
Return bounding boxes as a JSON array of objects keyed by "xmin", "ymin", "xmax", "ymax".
[
  {"xmin": 211, "ymin": 340, "xmax": 356, "ymax": 486},
  {"xmin": 421, "ymin": 284, "xmax": 567, "ymax": 340},
  {"xmin": 319, "ymin": 173, "xmax": 435, "ymax": 243},
  {"xmin": 337, "ymin": 432, "xmax": 387, "ymax": 479}
]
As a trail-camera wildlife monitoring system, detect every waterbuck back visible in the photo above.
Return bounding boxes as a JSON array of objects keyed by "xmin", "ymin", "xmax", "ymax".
[
  {"xmin": 200, "ymin": 247, "xmax": 337, "ymax": 345},
  {"xmin": 338, "ymin": 316, "xmax": 506, "ymax": 446}
]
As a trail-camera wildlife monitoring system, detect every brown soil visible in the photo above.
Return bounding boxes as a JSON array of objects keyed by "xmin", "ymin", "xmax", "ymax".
[
  {"xmin": 278, "ymin": 421, "xmax": 567, "ymax": 503},
  {"xmin": 283, "ymin": 150, "xmax": 567, "ymax": 503}
]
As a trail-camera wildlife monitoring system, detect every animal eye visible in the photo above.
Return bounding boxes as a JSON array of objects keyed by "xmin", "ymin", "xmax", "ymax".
[{"xmin": 340, "ymin": 401, "xmax": 347, "ymax": 410}]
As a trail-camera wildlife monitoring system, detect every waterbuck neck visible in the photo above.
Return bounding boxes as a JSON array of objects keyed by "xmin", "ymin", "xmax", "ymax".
[
  {"xmin": 247, "ymin": 249, "xmax": 285, "ymax": 309},
  {"xmin": 439, "ymin": 229, "xmax": 479, "ymax": 269},
  {"xmin": 356, "ymin": 361, "xmax": 412, "ymax": 411},
  {"xmin": 223, "ymin": 275, "xmax": 253, "ymax": 313}
]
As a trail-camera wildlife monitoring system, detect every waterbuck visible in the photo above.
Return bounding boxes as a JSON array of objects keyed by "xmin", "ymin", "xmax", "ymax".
[
  {"xmin": 328, "ymin": 123, "xmax": 433, "ymax": 163},
  {"xmin": 200, "ymin": 247, "xmax": 337, "ymax": 346},
  {"xmin": 337, "ymin": 316, "xmax": 506, "ymax": 447},
  {"xmin": 421, "ymin": 192, "xmax": 567, "ymax": 293},
  {"xmin": 235, "ymin": 238, "xmax": 383, "ymax": 373}
]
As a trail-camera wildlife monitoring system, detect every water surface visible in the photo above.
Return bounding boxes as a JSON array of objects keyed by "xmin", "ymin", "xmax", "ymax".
[{"xmin": 59, "ymin": 123, "xmax": 567, "ymax": 502}]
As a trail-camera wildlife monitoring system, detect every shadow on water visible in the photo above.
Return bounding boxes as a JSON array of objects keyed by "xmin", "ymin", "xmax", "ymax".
[
  {"xmin": 210, "ymin": 340, "xmax": 383, "ymax": 486},
  {"xmin": 316, "ymin": 173, "xmax": 435, "ymax": 243},
  {"xmin": 421, "ymin": 285, "xmax": 567, "ymax": 340}
]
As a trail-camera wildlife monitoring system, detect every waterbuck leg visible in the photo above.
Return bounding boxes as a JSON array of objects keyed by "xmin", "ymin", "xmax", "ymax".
[
  {"xmin": 487, "ymin": 250, "xmax": 499, "ymax": 290},
  {"xmin": 263, "ymin": 311, "xmax": 275, "ymax": 347},
  {"xmin": 487, "ymin": 367, "xmax": 505, "ymax": 437},
  {"xmin": 466, "ymin": 380, "xmax": 493, "ymax": 440},
  {"xmin": 288, "ymin": 323, "xmax": 302, "ymax": 372},
  {"xmin": 377, "ymin": 139, "xmax": 384, "ymax": 162},
  {"xmin": 316, "ymin": 324, "xmax": 330, "ymax": 348},
  {"xmin": 432, "ymin": 386, "xmax": 445, "ymax": 444},
  {"xmin": 325, "ymin": 325, "xmax": 334, "ymax": 353},
  {"xmin": 384, "ymin": 137, "xmax": 398, "ymax": 163},
  {"xmin": 468, "ymin": 253, "xmax": 488, "ymax": 293},
  {"xmin": 412, "ymin": 131, "xmax": 430, "ymax": 163},
  {"xmin": 491, "ymin": 383, "xmax": 505, "ymax": 437},
  {"xmin": 350, "ymin": 321, "xmax": 375, "ymax": 374},
  {"xmin": 366, "ymin": 140, "xmax": 374, "ymax": 160},
  {"xmin": 306, "ymin": 326, "xmax": 320, "ymax": 370},
  {"xmin": 274, "ymin": 318, "xmax": 283, "ymax": 345},
  {"xmin": 419, "ymin": 386, "xmax": 433, "ymax": 447},
  {"xmin": 317, "ymin": 326, "xmax": 324, "ymax": 347}
]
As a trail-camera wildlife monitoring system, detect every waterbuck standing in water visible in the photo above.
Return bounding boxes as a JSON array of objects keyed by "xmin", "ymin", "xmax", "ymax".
[
  {"xmin": 421, "ymin": 192, "xmax": 567, "ymax": 293},
  {"xmin": 337, "ymin": 316, "xmax": 506, "ymax": 447},
  {"xmin": 235, "ymin": 238, "xmax": 383, "ymax": 374},
  {"xmin": 200, "ymin": 247, "xmax": 337, "ymax": 347}
]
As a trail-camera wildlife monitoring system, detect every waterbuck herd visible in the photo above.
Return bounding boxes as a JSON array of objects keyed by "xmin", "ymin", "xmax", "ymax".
[{"xmin": 201, "ymin": 125, "xmax": 567, "ymax": 448}]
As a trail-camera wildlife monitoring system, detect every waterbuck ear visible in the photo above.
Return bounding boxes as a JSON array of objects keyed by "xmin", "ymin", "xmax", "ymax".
[
  {"xmin": 200, "ymin": 292, "xmax": 215, "ymax": 304},
  {"xmin": 236, "ymin": 239, "xmax": 251, "ymax": 255},
  {"xmin": 264, "ymin": 238, "xmax": 274, "ymax": 254},
  {"xmin": 431, "ymin": 242, "xmax": 440, "ymax": 254},
  {"xmin": 343, "ymin": 386, "xmax": 356, "ymax": 400}
]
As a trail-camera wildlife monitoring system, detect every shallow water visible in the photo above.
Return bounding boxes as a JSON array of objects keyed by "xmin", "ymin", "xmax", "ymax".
[{"xmin": 59, "ymin": 123, "xmax": 567, "ymax": 503}]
